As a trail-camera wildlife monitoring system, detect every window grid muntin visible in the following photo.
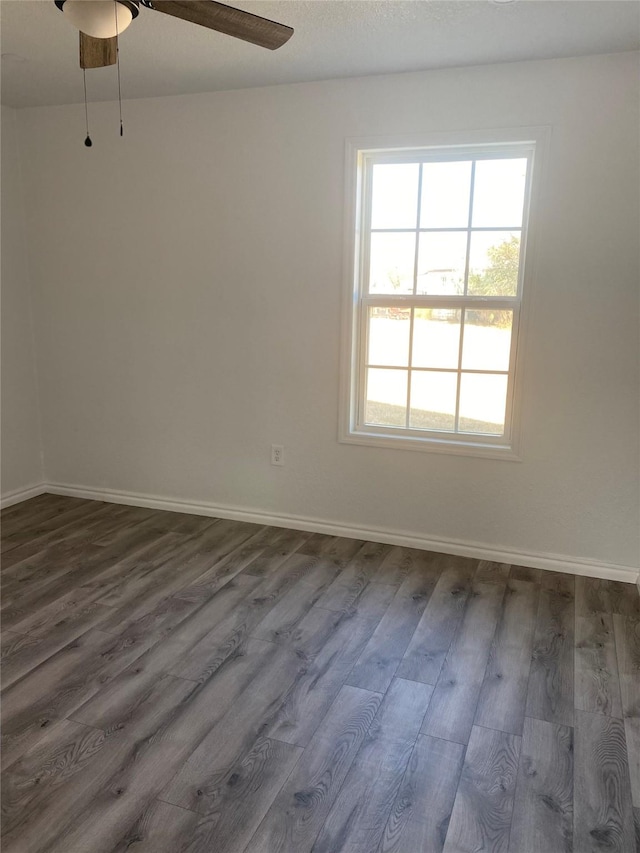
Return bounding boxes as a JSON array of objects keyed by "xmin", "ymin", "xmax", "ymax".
[
  {"xmin": 367, "ymin": 165, "xmax": 524, "ymax": 298},
  {"xmin": 360, "ymin": 302, "xmax": 519, "ymax": 439},
  {"xmin": 405, "ymin": 308, "xmax": 414, "ymax": 428},
  {"xmin": 354, "ymin": 143, "xmax": 532, "ymax": 448}
]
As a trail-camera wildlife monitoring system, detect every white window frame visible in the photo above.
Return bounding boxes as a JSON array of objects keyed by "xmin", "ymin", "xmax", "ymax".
[{"xmin": 339, "ymin": 128, "xmax": 548, "ymax": 461}]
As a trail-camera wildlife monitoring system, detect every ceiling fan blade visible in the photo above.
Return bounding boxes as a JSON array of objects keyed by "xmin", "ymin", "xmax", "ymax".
[
  {"xmin": 148, "ymin": 1, "xmax": 293, "ymax": 50},
  {"xmin": 79, "ymin": 32, "xmax": 117, "ymax": 69}
]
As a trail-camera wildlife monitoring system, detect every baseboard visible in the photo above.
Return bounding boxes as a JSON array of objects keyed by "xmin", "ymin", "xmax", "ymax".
[
  {"xmin": 0, "ymin": 482, "xmax": 48, "ymax": 509},
  {"xmin": 44, "ymin": 481, "xmax": 640, "ymax": 585}
]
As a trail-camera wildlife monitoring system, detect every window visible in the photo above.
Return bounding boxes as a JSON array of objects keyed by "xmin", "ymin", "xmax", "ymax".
[{"xmin": 341, "ymin": 137, "xmax": 538, "ymax": 458}]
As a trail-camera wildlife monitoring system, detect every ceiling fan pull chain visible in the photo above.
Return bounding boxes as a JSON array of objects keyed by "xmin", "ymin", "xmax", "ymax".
[
  {"xmin": 114, "ymin": 2, "xmax": 124, "ymax": 136},
  {"xmin": 116, "ymin": 36, "xmax": 124, "ymax": 136},
  {"xmin": 82, "ymin": 67, "xmax": 92, "ymax": 147}
]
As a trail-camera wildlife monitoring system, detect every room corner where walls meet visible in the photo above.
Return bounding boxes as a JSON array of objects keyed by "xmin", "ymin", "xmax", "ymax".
[{"xmin": 1, "ymin": 105, "xmax": 46, "ymax": 500}]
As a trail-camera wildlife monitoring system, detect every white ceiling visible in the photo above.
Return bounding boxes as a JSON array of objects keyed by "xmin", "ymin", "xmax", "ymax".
[{"xmin": 1, "ymin": 0, "xmax": 639, "ymax": 108}]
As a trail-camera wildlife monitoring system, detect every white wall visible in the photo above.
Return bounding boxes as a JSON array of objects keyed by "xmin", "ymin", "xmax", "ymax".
[
  {"xmin": 1, "ymin": 105, "xmax": 44, "ymax": 499},
  {"xmin": 15, "ymin": 52, "xmax": 639, "ymax": 572}
]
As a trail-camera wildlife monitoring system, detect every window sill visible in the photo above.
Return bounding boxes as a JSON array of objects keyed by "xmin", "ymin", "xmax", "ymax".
[{"xmin": 339, "ymin": 427, "xmax": 522, "ymax": 461}]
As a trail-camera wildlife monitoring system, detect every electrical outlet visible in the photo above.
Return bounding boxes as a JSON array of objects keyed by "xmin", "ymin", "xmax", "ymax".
[{"xmin": 271, "ymin": 444, "xmax": 284, "ymax": 466}]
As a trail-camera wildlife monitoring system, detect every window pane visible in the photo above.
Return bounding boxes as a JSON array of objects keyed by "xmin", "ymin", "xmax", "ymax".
[
  {"xmin": 410, "ymin": 371, "xmax": 457, "ymax": 431},
  {"xmin": 369, "ymin": 232, "xmax": 415, "ymax": 294},
  {"xmin": 371, "ymin": 163, "xmax": 419, "ymax": 230},
  {"xmin": 468, "ymin": 232, "xmax": 520, "ymax": 297},
  {"xmin": 462, "ymin": 311, "xmax": 513, "ymax": 371},
  {"xmin": 472, "ymin": 158, "xmax": 527, "ymax": 227},
  {"xmin": 365, "ymin": 368, "xmax": 408, "ymax": 427},
  {"xmin": 368, "ymin": 307, "xmax": 411, "ymax": 366},
  {"xmin": 416, "ymin": 231, "xmax": 467, "ymax": 295},
  {"xmin": 420, "ymin": 160, "xmax": 472, "ymax": 229},
  {"xmin": 412, "ymin": 308, "xmax": 461, "ymax": 369},
  {"xmin": 458, "ymin": 373, "xmax": 508, "ymax": 435}
]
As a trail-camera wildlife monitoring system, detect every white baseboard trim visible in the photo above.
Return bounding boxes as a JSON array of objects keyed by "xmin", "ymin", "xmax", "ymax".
[
  {"xmin": 0, "ymin": 482, "xmax": 48, "ymax": 509},
  {"xmin": 44, "ymin": 481, "xmax": 640, "ymax": 585}
]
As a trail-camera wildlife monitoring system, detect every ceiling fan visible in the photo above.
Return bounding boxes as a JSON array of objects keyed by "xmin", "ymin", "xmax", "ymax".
[{"xmin": 54, "ymin": 0, "xmax": 294, "ymax": 69}]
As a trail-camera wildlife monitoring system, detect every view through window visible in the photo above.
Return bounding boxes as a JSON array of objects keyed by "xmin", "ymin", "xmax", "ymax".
[{"xmin": 345, "ymin": 142, "xmax": 534, "ymax": 454}]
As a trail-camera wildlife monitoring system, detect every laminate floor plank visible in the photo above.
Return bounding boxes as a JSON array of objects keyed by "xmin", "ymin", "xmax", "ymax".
[
  {"xmin": 1, "ymin": 496, "xmax": 635, "ymax": 853},
  {"xmin": 443, "ymin": 724, "xmax": 521, "ymax": 853},
  {"xmin": 1, "ymin": 624, "xmax": 163, "ymax": 770},
  {"xmin": 7, "ymin": 582, "xmax": 111, "ymax": 638},
  {"xmin": 1, "ymin": 628, "xmax": 41, "ymax": 664},
  {"xmin": 242, "ymin": 525, "xmax": 312, "ymax": 560},
  {"xmin": 4, "ymin": 516, "xmax": 257, "ymax": 630},
  {"xmin": 614, "ymin": 614, "xmax": 640, "ymax": 718},
  {"xmin": 140, "ymin": 510, "xmax": 220, "ymax": 535},
  {"xmin": 576, "ymin": 576, "xmax": 614, "ymax": 616},
  {"xmin": 245, "ymin": 685, "xmax": 382, "ymax": 853},
  {"xmin": 1, "ymin": 501, "xmax": 153, "ymax": 571},
  {"xmin": 576, "ymin": 576, "xmax": 640, "ymax": 619},
  {"xmin": 38, "ymin": 641, "xmax": 297, "ymax": 853},
  {"xmin": 575, "ymin": 612, "xmax": 623, "ymax": 718},
  {"xmin": 314, "ymin": 541, "xmax": 395, "ymax": 612},
  {"xmin": 608, "ymin": 582, "xmax": 640, "ymax": 619},
  {"xmin": 371, "ymin": 545, "xmax": 439, "ymax": 588},
  {"xmin": 70, "ymin": 574, "xmax": 262, "ymax": 732},
  {"xmin": 111, "ymin": 800, "xmax": 200, "ymax": 853},
  {"xmin": 311, "ymin": 678, "xmax": 433, "ymax": 853},
  {"xmin": 475, "ymin": 559, "xmax": 511, "ymax": 584},
  {"xmin": 509, "ymin": 565, "xmax": 542, "ymax": 584},
  {"xmin": 509, "ymin": 716, "xmax": 573, "ymax": 853},
  {"xmin": 164, "ymin": 737, "xmax": 302, "ymax": 853},
  {"xmin": 1, "ymin": 672, "xmax": 195, "ymax": 845},
  {"xmin": 250, "ymin": 555, "xmax": 343, "ymax": 645},
  {"xmin": 95, "ymin": 519, "xmax": 265, "ymax": 610},
  {"xmin": 1, "ymin": 724, "xmax": 132, "ymax": 853},
  {"xmin": 160, "ymin": 640, "xmax": 306, "ymax": 813},
  {"xmin": 91, "ymin": 533, "xmax": 198, "ymax": 609},
  {"xmin": 421, "ymin": 580, "xmax": 506, "ymax": 745},
  {"xmin": 574, "ymin": 709, "xmax": 635, "ymax": 853},
  {"xmin": 170, "ymin": 541, "xmax": 285, "ymax": 599},
  {"xmin": 263, "ymin": 593, "xmax": 394, "ymax": 747},
  {"xmin": 1, "ymin": 591, "xmax": 113, "ymax": 689},
  {"xmin": 346, "ymin": 566, "xmax": 437, "ymax": 694},
  {"xmin": 0, "ymin": 672, "xmax": 197, "ymax": 853},
  {"xmin": 1, "ymin": 501, "xmax": 110, "ymax": 567},
  {"xmin": 475, "ymin": 578, "xmax": 539, "ymax": 736},
  {"xmin": 378, "ymin": 734, "xmax": 465, "ymax": 853},
  {"xmin": 1, "ymin": 530, "xmax": 167, "ymax": 627},
  {"xmin": 90, "ymin": 529, "xmax": 268, "ymax": 640},
  {"xmin": 337, "ymin": 576, "xmax": 399, "ymax": 620},
  {"xmin": 298, "ymin": 534, "xmax": 366, "ymax": 566},
  {"xmin": 172, "ymin": 552, "xmax": 343, "ymax": 684},
  {"xmin": 625, "ymin": 716, "xmax": 640, "ymax": 809},
  {"xmin": 83, "ymin": 504, "xmax": 161, "ymax": 546},
  {"xmin": 1, "ymin": 719, "xmax": 122, "ymax": 844},
  {"xmin": 0, "ymin": 523, "xmax": 166, "ymax": 628},
  {"xmin": 90, "ymin": 523, "xmax": 267, "ymax": 623},
  {"xmin": 1, "ymin": 539, "xmax": 100, "ymax": 607},
  {"xmin": 0, "ymin": 502, "xmax": 139, "ymax": 587},
  {"xmin": 238, "ymin": 542, "xmax": 304, "ymax": 578},
  {"xmin": 526, "ymin": 578, "xmax": 575, "ymax": 727},
  {"xmin": 0, "ymin": 493, "xmax": 57, "ymax": 526},
  {"xmin": 396, "ymin": 558, "xmax": 476, "ymax": 685},
  {"xmin": 541, "ymin": 572, "xmax": 576, "ymax": 596},
  {"xmin": 0, "ymin": 496, "xmax": 95, "ymax": 542},
  {"xmin": 42, "ymin": 738, "xmax": 190, "ymax": 853}
]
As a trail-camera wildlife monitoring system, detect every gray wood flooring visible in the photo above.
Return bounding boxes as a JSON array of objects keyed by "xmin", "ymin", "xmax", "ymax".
[{"xmin": 1, "ymin": 494, "xmax": 638, "ymax": 853}]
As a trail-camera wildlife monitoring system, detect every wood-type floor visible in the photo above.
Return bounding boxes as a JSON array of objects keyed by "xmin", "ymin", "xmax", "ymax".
[{"xmin": 1, "ymin": 494, "xmax": 639, "ymax": 853}]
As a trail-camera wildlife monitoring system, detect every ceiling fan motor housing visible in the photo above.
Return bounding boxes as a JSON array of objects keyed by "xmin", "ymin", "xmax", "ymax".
[{"xmin": 55, "ymin": 0, "xmax": 294, "ymax": 54}]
